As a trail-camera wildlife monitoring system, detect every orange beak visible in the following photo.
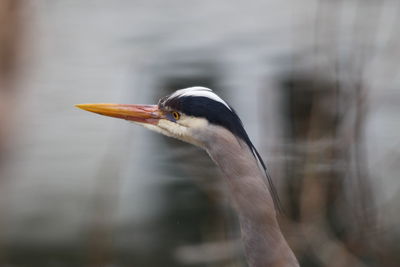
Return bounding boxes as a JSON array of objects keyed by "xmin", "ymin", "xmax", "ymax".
[{"xmin": 75, "ymin": 103, "xmax": 163, "ymax": 124}]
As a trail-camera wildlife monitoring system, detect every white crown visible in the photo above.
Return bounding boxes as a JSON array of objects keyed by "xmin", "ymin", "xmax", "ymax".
[{"xmin": 167, "ymin": 86, "xmax": 232, "ymax": 110}]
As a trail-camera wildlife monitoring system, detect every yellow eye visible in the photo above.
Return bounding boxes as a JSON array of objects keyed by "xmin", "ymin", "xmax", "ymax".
[{"xmin": 172, "ymin": 111, "xmax": 180, "ymax": 120}]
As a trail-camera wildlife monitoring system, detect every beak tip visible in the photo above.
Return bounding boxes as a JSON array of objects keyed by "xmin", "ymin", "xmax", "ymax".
[{"xmin": 75, "ymin": 104, "xmax": 92, "ymax": 112}]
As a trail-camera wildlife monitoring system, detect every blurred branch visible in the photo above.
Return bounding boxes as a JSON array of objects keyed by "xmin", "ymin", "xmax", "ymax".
[
  {"xmin": 0, "ymin": 0, "xmax": 24, "ymax": 167},
  {"xmin": 0, "ymin": 0, "xmax": 25, "ymax": 265},
  {"xmin": 0, "ymin": 0, "xmax": 23, "ymax": 86}
]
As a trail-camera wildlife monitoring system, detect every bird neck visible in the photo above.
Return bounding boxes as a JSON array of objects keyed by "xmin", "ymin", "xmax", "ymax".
[{"xmin": 205, "ymin": 128, "xmax": 299, "ymax": 267}]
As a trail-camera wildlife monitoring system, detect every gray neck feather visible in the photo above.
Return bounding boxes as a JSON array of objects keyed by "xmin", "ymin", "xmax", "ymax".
[{"xmin": 198, "ymin": 126, "xmax": 299, "ymax": 267}]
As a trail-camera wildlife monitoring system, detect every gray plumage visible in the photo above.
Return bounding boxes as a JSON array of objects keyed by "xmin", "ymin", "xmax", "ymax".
[
  {"xmin": 76, "ymin": 86, "xmax": 300, "ymax": 267},
  {"xmin": 193, "ymin": 124, "xmax": 299, "ymax": 267}
]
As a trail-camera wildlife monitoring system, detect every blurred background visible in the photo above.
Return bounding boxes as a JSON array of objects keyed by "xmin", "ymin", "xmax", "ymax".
[{"xmin": 0, "ymin": 0, "xmax": 399, "ymax": 266}]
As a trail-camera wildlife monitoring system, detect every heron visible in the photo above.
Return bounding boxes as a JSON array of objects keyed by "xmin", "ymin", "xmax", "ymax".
[{"xmin": 76, "ymin": 86, "xmax": 299, "ymax": 267}]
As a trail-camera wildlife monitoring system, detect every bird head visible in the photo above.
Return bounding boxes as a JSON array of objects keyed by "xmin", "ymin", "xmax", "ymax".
[
  {"xmin": 76, "ymin": 86, "xmax": 282, "ymax": 210},
  {"xmin": 75, "ymin": 87, "xmax": 249, "ymax": 149}
]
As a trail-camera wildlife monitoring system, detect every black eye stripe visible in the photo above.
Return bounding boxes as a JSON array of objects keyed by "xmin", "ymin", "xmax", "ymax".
[
  {"xmin": 160, "ymin": 95, "xmax": 252, "ymax": 154},
  {"xmin": 161, "ymin": 95, "xmax": 251, "ymax": 144}
]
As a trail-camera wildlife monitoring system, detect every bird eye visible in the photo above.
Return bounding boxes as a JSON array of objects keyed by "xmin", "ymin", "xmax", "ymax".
[{"xmin": 172, "ymin": 111, "xmax": 180, "ymax": 120}]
